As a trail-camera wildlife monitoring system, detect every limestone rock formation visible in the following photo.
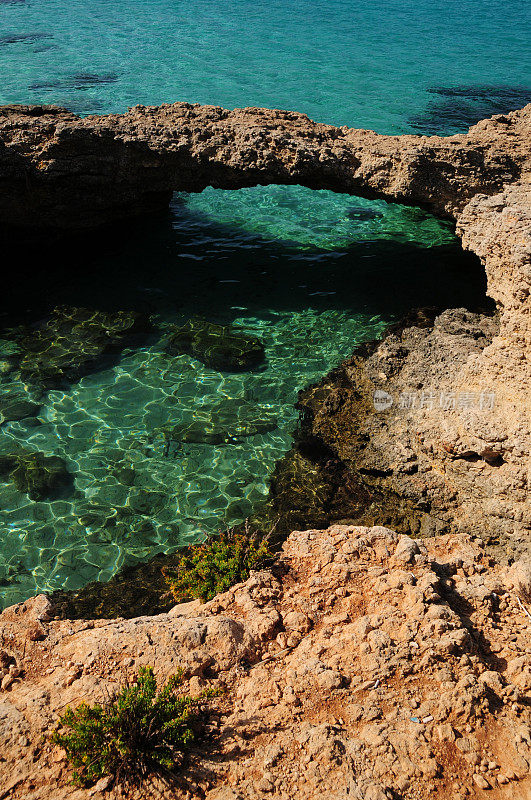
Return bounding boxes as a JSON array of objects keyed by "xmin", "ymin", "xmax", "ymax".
[
  {"xmin": 293, "ymin": 167, "xmax": 530, "ymax": 556},
  {"xmin": 0, "ymin": 101, "xmax": 529, "ymax": 550},
  {"xmin": 0, "ymin": 103, "xmax": 531, "ymax": 576},
  {"xmin": 297, "ymin": 305, "xmax": 529, "ymax": 557},
  {"xmin": 0, "ymin": 525, "xmax": 529, "ymax": 799},
  {"xmin": 0, "ymin": 103, "xmax": 529, "ymax": 229}
]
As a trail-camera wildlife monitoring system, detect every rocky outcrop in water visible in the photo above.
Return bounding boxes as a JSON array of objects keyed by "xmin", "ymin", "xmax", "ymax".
[
  {"xmin": 1, "ymin": 100, "xmax": 527, "ymax": 588},
  {"xmin": 296, "ymin": 306, "xmax": 529, "ymax": 556},
  {"xmin": 0, "ymin": 525, "xmax": 529, "ymax": 799},
  {"xmin": 0, "ymin": 101, "xmax": 529, "ymax": 800},
  {"xmin": 0, "ymin": 101, "xmax": 529, "ymax": 574},
  {"xmin": 292, "ymin": 175, "xmax": 530, "ymax": 557}
]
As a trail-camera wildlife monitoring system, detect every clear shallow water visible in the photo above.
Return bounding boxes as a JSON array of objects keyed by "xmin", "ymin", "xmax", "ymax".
[
  {"xmin": 0, "ymin": 197, "xmax": 487, "ymax": 606},
  {"xmin": 0, "ymin": 0, "xmax": 529, "ymax": 607}
]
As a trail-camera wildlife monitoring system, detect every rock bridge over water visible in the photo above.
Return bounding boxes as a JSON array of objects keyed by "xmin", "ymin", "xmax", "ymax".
[
  {"xmin": 0, "ymin": 100, "xmax": 530, "ymax": 558},
  {"xmin": 0, "ymin": 101, "xmax": 529, "ymax": 228}
]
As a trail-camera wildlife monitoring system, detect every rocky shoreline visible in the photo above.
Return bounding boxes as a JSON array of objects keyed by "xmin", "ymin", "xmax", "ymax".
[
  {"xmin": 1, "ymin": 102, "xmax": 529, "ymax": 560},
  {"xmin": 295, "ymin": 306, "xmax": 524, "ymax": 554},
  {"xmin": 48, "ymin": 294, "xmax": 528, "ymax": 620},
  {"xmin": 1, "ymin": 526, "xmax": 530, "ymax": 799}
]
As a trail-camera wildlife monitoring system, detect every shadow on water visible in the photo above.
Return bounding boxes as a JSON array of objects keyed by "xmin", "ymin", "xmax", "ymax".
[{"xmin": 1, "ymin": 195, "xmax": 491, "ymax": 334}]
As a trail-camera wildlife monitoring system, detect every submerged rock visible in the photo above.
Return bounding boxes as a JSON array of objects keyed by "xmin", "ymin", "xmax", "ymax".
[
  {"xmin": 0, "ymin": 449, "xmax": 72, "ymax": 501},
  {"xmin": 164, "ymin": 418, "xmax": 277, "ymax": 446},
  {"xmin": 158, "ymin": 399, "xmax": 278, "ymax": 447},
  {"xmin": 0, "ymin": 396, "xmax": 40, "ymax": 424},
  {"xmin": 346, "ymin": 205, "xmax": 383, "ymax": 221},
  {"xmin": 114, "ymin": 465, "xmax": 136, "ymax": 487},
  {"xmin": 13, "ymin": 305, "xmax": 151, "ymax": 387},
  {"xmin": 251, "ymin": 444, "xmax": 374, "ymax": 541},
  {"xmin": 166, "ymin": 319, "xmax": 265, "ymax": 372},
  {"xmin": 50, "ymin": 550, "xmax": 180, "ymax": 619},
  {"xmin": 409, "ymin": 84, "xmax": 531, "ymax": 134},
  {"xmin": 127, "ymin": 489, "xmax": 166, "ymax": 516}
]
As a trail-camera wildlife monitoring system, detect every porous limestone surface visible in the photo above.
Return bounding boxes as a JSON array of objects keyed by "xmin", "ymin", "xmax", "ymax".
[
  {"xmin": 0, "ymin": 102, "xmax": 529, "ymax": 228},
  {"xmin": 0, "ymin": 525, "xmax": 529, "ymax": 800}
]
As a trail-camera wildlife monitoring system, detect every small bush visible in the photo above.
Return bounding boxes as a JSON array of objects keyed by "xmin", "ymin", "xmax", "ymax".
[
  {"xmin": 52, "ymin": 666, "xmax": 216, "ymax": 788},
  {"xmin": 163, "ymin": 523, "xmax": 275, "ymax": 603}
]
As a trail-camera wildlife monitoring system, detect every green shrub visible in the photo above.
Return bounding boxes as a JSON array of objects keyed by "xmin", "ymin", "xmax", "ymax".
[
  {"xmin": 163, "ymin": 523, "xmax": 275, "ymax": 603},
  {"xmin": 52, "ymin": 666, "xmax": 217, "ymax": 788}
]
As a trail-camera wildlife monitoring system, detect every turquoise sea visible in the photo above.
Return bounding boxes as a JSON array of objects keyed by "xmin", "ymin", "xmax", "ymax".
[{"xmin": 0, "ymin": 0, "xmax": 530, "ymax": 608}]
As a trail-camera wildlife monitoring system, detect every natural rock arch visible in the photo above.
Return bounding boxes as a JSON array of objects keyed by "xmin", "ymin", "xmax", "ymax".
[
  {"xmin": 0, "ymin": 101, "xmax": 530, "ymax": 550},
  {"xmin": 0, "ymin": 102, "xmax": 529, "ymax": 228}
]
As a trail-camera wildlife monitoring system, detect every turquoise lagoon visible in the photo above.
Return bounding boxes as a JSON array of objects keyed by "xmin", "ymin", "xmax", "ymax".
[{"xmin": 0, "ymin": 0, "xmax": 530, "ymax": 607}]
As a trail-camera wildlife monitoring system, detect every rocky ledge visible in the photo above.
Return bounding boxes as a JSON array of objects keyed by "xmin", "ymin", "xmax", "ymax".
[
  {"xmin": 296, "ymin": 179, "xmax": 530, "ymax": 555},
  {"xmin": 1, "ymin": 525, "xmax": 530, "ymax": 799}
]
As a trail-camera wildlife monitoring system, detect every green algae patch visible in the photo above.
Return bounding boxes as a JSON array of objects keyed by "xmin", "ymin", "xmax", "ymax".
[
  {"xmin": 14, "ymin": 306, "xmax": 151, "ymax": 387},
  {"xmin": 166, "ymin": 319, "xmax": 265, "ymax": 372},
  {"xmin": 52, "ymin": 666, "xmax": 219, "ymax": 789},
  {"xmin": 0, "ymin": 448, "xmax": 72, "ymax": 501}
]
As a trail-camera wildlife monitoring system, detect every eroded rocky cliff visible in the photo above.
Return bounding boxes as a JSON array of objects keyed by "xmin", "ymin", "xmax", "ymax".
[
  {"xmin": 296, "ymin": 178, "xmax": 530, "ymax": 555},
  {"xmin": 0, "ymin": 102, "xmax": 529, "ymax": 228}
]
